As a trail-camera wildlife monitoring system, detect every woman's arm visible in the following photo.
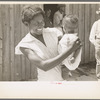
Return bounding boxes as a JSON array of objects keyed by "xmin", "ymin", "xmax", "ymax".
[{"xmin": 20, "ymin": 37, "xmax": 81, "ymax": 71}]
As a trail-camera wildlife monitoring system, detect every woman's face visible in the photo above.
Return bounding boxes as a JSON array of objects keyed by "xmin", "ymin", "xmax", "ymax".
[{"xmin": 29, "ymin": 14, "xmax": 45, "ymax": 36}]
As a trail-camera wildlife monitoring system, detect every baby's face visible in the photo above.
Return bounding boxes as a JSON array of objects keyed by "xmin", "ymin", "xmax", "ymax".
[{"xmin": 63, "ymin": 23, "xmax": 75, "ymax": 34}]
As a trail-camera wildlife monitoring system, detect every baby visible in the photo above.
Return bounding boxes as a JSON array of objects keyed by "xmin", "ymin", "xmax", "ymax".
[{"xmin": 58, "ymin": 14, "xmax": 82, "ymax": 75}]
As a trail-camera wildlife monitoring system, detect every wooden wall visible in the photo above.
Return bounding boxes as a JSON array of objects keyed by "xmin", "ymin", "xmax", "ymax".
[{"xmin": 0, "ymin": 4, "xmax": 100, "ymax": 81}]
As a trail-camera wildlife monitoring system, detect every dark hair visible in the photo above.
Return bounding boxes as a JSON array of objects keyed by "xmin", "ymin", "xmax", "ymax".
[{"xmin": 21, "ymin": 5, "xmax": 44, "ymax": 26}]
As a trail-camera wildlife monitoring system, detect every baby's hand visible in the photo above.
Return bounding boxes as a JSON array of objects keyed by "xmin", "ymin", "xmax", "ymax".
[{"xmin": 69, "ymin": 57, "xmax": 75, "ymax": 63}]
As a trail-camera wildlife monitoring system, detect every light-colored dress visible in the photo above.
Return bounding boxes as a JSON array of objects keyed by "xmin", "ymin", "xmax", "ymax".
[
  {"xmin": 15, "ymin": 28, "xmax": 64, "ymax": 81},
  {"xmin": 58, "ymin": 33, "xmax": 82, "ymax": 70}
]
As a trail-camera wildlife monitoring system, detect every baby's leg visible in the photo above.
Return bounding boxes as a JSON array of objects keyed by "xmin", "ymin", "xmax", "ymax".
[{"xmin": 61, "ymin": 65, "xmax": 72, "ymax": 79}]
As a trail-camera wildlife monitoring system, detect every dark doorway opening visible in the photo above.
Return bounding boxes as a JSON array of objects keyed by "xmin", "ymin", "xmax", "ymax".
[{"xmin": 44, "ymin": 4, "xmax": 58, "ymax": 23}]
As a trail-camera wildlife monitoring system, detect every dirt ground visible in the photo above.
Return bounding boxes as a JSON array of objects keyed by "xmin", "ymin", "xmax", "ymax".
[{"xmin": 62, "ymin": 61, "xmax": 98, "ymax": 81}]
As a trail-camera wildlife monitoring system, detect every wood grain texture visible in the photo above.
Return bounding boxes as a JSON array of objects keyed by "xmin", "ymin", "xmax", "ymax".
[
  {"xmin": 2, "ymin": 5, "xmax": 11, "ymax": 81},
  {"xmin": 14, "ymin": 5, "xmax": 22, "ymax": 81},
  {"xmin": 89, "ymin": 4, "xmax": 96, "ymax": 62},
  {"xmin": 0, "ymin": 5, "xmax": 2, "ymax": 81},
  {"xmin": 84, "ymin": 4, "xmax": 90, "ymax": 63},
  {"xmin": 78, "ymin": 4, "xmax": 85, "ymax": 64}
]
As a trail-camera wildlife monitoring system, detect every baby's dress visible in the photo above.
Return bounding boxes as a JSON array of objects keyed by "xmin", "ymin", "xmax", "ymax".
[{"xmin": 58, "ymin": 33, "xmax": 82, "ymax": 70}]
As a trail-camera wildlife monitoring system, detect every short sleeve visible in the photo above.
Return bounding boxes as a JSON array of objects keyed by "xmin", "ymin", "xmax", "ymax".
[{"xmin": 15, "ymin": 42, "xmax": 31, "ymax": 55}]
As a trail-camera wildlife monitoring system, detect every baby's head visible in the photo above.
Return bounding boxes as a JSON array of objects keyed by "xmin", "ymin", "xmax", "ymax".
[
  {"xmin": 21, "ymin": 5, "xmax": 44, "ymax": 26},
  {"xmin": 62, "ymin": 14, "xmax": 78, "ymax": 33}
]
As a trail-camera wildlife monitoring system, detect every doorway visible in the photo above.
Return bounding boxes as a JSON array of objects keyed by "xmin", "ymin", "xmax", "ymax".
[{"xmin": 44, "ymin": 4, "xmax": 58, "ymax": 23}]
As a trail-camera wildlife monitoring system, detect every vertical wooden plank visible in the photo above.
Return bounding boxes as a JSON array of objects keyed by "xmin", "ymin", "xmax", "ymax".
[
  {"xmin": 30, "ymin": 63, "xmax": 38, "ymax": 81},
  {"xmin": 73, "ymin": 4, "xmax": 79, "ymax": 33},
  {"xmin": 14, "ymin": 4, "xmax": 22, "ymax": 81},
  {"xmin": 0, "ymin": 4, "xmax": 2, "ymax": 81},
  {"xmin": 9, "ymin": 4, "xmax": 15, "ymax": 81},
  {"xmin": 90, "ymin": 4, "xmax": 96, "ymax": 62},
  {"xmin": 84, "ymin": 4, "xmax": 90, "ymax": 63},
  {"xmin": 65, "ymin": 4, "xmax": 70, "ymax": 15},
  {"xmin": 20, "ymin": 4, "xmax": 26, "ymax": 81},
  {"xmin": 0, "ymin": 5, "xmax": 2, "ymax": 40},
  {"xmin": 2, "ymin": 5, "xmax": 11, "ymax": 81},
  {"xmin": 79, "ymin": 4, "xmax": 85, "ymax": 64},
  {"xmin": 73, "ymin": 4, "xmax": 79, "ymax": 16},
  {"xmin": 25, "ymin": 58, "xmax": 31, "ymax": 81},
  {"xmin": 69, "ymin": 4, "xmax": 73, "ymax": 14}
]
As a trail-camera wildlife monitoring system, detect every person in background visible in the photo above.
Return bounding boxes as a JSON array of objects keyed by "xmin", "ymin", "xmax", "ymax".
[
  {"xmin": 58, "ymin": 14, "xmax": 82, "ymax": 77},
  {"xmin": 15, "ymin": 5, "xmax": 81, "ymax": 81},
  {"xmin": 53, "ymin": 4, "xmax": 65, "ymax": 32},
  {"xmin": 89, "ymin": 8, "xmax": 100, "ymax": 81},
  {"xmin": 44, "ymin": 8, "xmax": 53, "ymax": 28}
]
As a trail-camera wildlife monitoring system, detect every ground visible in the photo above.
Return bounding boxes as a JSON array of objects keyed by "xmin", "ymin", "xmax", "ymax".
[{"xmin": 62, "ymin": 61, "xmax": 98, "ymax": 81}]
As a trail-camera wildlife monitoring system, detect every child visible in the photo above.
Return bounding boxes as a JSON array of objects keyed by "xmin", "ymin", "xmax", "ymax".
[
  {"xmin": 89, "ymin": 8, "xmax": 100, "ymax": 80},
  {"xmin": 58, "ymin": 14, "xmax": 82, "ymax": 75}
]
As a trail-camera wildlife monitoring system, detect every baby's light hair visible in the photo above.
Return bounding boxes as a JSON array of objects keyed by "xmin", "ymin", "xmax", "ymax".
[{"xmin": 62, "ymin": 14, "xmax": 78, "ymax": 29}]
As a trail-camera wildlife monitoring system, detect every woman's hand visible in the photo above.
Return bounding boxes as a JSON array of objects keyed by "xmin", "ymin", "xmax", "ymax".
[{"xmin": 68, "ymin": 37, "xmax": 82, "ymax": 52}]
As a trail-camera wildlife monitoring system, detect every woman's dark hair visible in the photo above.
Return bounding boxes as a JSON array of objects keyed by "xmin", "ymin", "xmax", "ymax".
[{"xmin": 21, "ymin": 5, "xmax": 44, "ymax": 26}]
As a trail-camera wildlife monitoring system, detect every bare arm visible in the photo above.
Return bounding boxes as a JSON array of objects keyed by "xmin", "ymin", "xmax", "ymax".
[
  {"xmin": 20, "ymin": 37, "xmax": 81, "ymax": 71},
  {"xmin": 73, "ymin": 47, "xmax": 81, "ymax": 58}
]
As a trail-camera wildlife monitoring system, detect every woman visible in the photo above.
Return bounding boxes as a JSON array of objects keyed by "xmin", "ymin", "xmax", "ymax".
[{"xmin": 15, "ymin": 5, "xmax": 81, "ymax": 81}]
